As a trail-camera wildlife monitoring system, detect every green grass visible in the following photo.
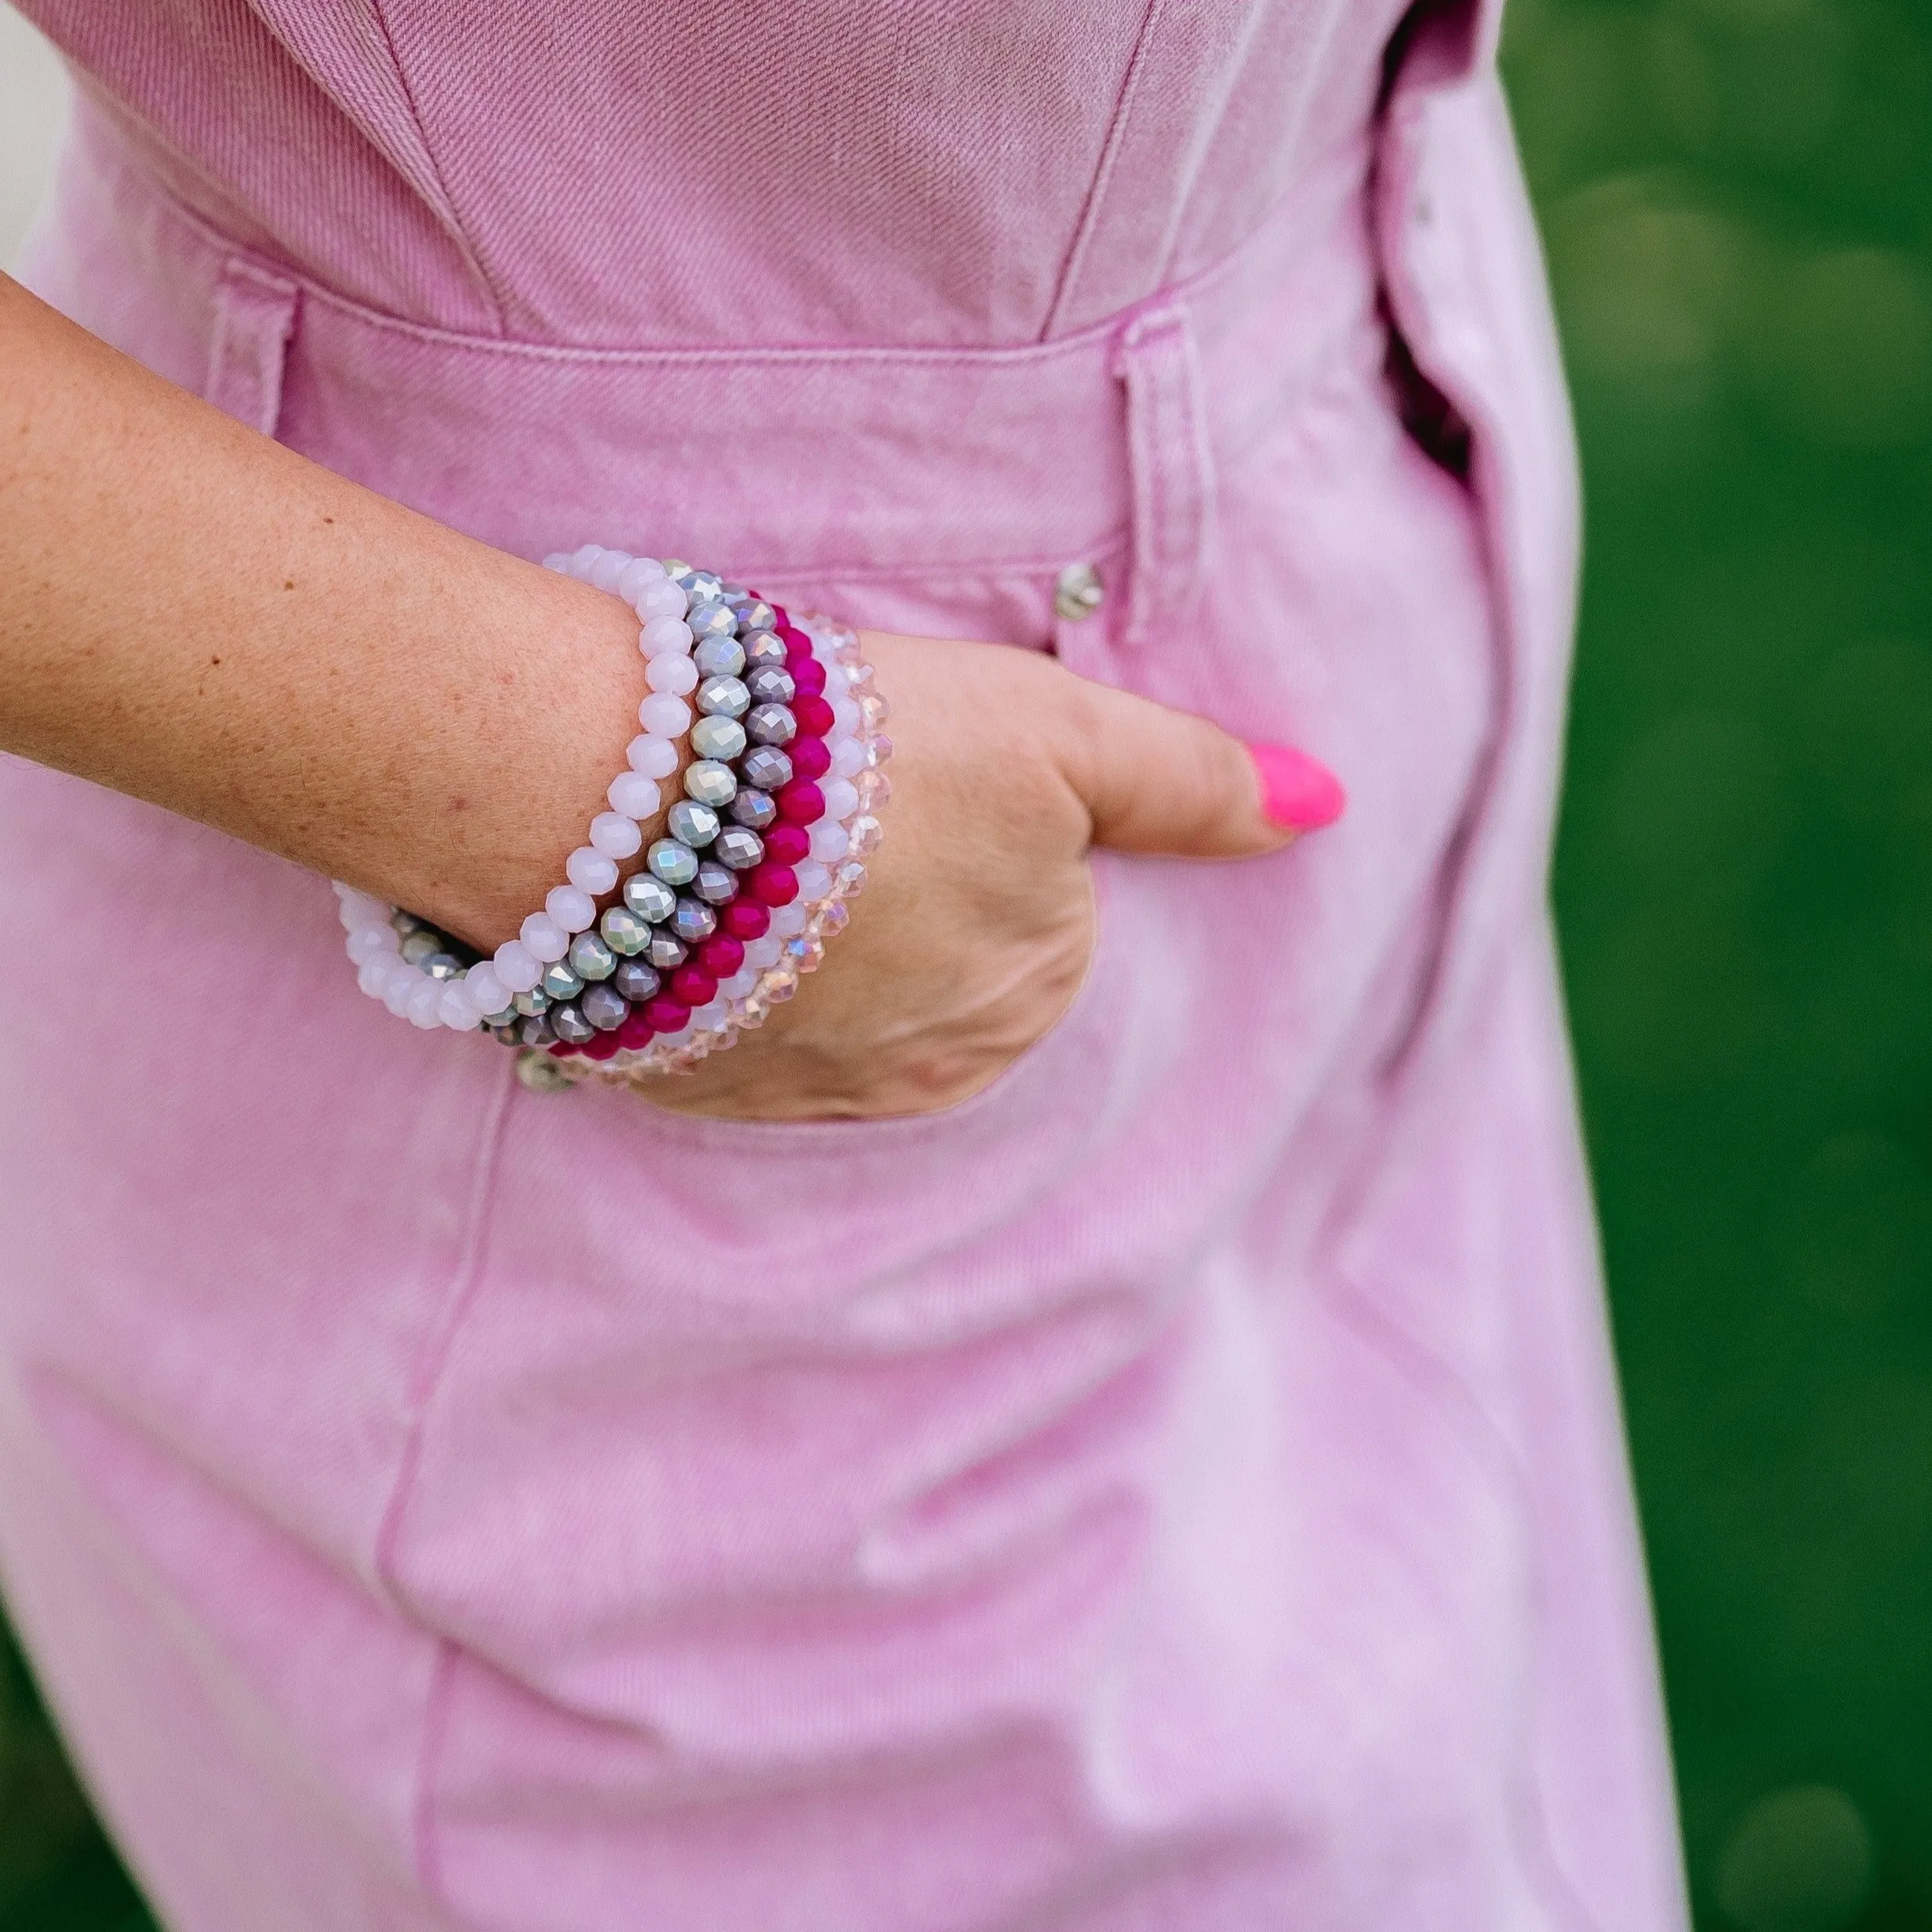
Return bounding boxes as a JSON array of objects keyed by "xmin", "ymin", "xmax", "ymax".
[{"xmin": 2, "ymin": 2, "xmax": 1929, "ymax": 1925}]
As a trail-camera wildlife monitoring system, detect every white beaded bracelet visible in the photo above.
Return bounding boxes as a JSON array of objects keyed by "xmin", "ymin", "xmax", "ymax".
[{"xmin": 332, "ymin": 546, "xmax": 889, "ymax": 1090}]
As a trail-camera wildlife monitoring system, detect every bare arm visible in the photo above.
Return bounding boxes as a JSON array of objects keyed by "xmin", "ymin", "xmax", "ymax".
[{"xmin": 0, "ymin": 270, "xmax": 634, "ymax": 949}]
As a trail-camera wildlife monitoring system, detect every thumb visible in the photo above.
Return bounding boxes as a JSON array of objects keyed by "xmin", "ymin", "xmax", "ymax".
[{"xmin": 1059, "ymin": 679, "xmax": 1345, "ymax": 859}]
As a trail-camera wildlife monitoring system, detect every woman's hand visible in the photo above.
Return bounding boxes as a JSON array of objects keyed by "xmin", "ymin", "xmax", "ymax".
[{"xmin": 645, "ymin": 630, "xmax": 1343, "ymax": 1121}]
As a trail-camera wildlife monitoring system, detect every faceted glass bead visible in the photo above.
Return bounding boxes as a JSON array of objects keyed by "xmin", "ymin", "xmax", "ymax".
[
  {"xmin": 512, "ymin": 987, "xmax": 552, "ymax": 1017},
  {"xmin": 856, "ymin": 770, "xmax": 891, "ymax": 809},
  {"xmin": 741, "ymin": 995, "xmax": 770, "ymax": 1027},
  {"xmin": 600, "ymin": 906, "xmax": 650, "ymax": 955},
  {"xmin": 729, "ymin": 789, "xmax": 777, "ymax": 833},
  {"xmin": 666, "ymin": 799, "xmax": 720, "ymax": 848},
  {"xmin": 730, "ymin": 598, "xmax": 776, "ymax": 631},
  {"xmin": 696, "ymin": 674, "xmax": 751, "ymax": 719},
  {"xmin": 684, "ymin": 759, "xmax": 737, "ymax": 807},
  {"xmin": 683, "ymin": 570, "xmax": 724, "ymax": 604},
  {"xmin": 763, "ymin": 823, "xmax": 809, "ymax": 866},
  {"xmin": 568, "ymin": 932, "xmax": 617, "ymax": 981},
  {"xmin": 541, "ymin": 959, "xmax": 586, "ymax": 1001},
  {"xmin": 790, "ymin": 655, "xmax": 828, "ymax": 698},
  {"xmin": 741, "ymin": 745, "xmax": 793, "ymax": 791},
  {"xmin": 747, "ymin": 703, "xmax": 796, "ymax": 745},
  {"xmin": 714, "ymin": 826, "xmax": 765, "ymax": 870},
  {"xmin": 520, "ymin": 1012, "xmax": 558, "ymax": 1048},
  {"xmin": 743, "ymin": 631, "xmax": 788, "ymax": 670},
  {"xmin": 546, "ymin": 884, "xmax": 598, "ymax": 934},
  {"xmin": 770, "ymin": 901, "xmax": 809, "ymax": 939},
  {"xmin": 694, "ymin": 635, "xmax": 747, "ymax": 679},
  {"xmin": 391, "ymin": 911, "xmax": 426, "ymax": 937},
  {"xmin": 763, "ymin": 967, "xmax": 799, "ymax": 1003},
  {"xmin": 834, "ymin": 860, "xmax": 869, "ymax": 897},
  {"xmin": 861, "ymin": 695, "xmax": 891, "ymax": 729},
  {"xmin": 848, "ymin": 816, "xmax": 884, "ymax": 856},
  {"xmin": 692, "ymin": 860, "xmax": 739, "ymax": 905},
  {"xmin": 868, "ymin": 734, "xmax": 894, "ymax": 766},
  {"xmin": 623, "ymin": 873, "xmax": 677, "ymax": 923},
  {"xmin": 816, "ymin": 899, "xmax": 851, "ymax": 937},
  {"xmin": 746, "ymin": 666, "xmax": 795, "ymax": 705},
  {"xmin": 400, "ymin": 929, "xmax": 441, "ymax": 966},
  {"xmin": 647, "ymin": 838, "xmax": 700, "ymax": 885},
  {"xmin": 423, "ymin": 952, "xmax": 464, "ymax": 981},
  {"xmin": 671, "ymin": 896, "xmax": 718, "ymax": 943},
  {"xmin": 789, "ymin": 736, "xmax": 830, "ymax": 781},
  {"xmin": 645, "ymin": 930, "xmax": 688, "ymax": 970},
  {"xmin": 689, "ymin": 715, "xmax": 748, "ymax": 762},
  {"xmin": 784, "ymin": 934, "xmax": 827, "ymax": 973},
  {"xmin": 662, "ymin": 559, "xmax": 696, "ymax": 587},
  {"xmin": 721, "ymin": 898, "xmax": 770, "ymax": 941},
  {"xmin": 613, "ymin": 959, "xmax": 661, "ymax": 1003},
  {"xmin": 809, "ymin": 821, "xmax": 849, "ymax": 864},
  {"xmin": 580, "ymin": 982, "xmax": 630, "ymax": 1031},
  {"xmin": 550, "ymin": 1002, "xmax": 596, "ymax": 1045},
  {"xmin": 686, "ymin": 601, "xmax": 737, "ymax": 641}
]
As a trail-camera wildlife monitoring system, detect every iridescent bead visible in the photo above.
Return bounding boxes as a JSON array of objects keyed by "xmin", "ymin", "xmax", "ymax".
[
  {"xmin": 645, "ymin": 930, "xmax": 688, "ymax": 970},
  {"xmin": 623, "ymin": 873, "xmax": 677, "ymax": 923},
  {"xmin": 785, "ymin": 934, "xmax": 827, "ymax": 973},
  {"xmin": 730, "ymin": 598, "xmax": 776, "ymax": 632},
  {"xmin": 550, "ymin": 1002, "xmax": 596, "ymax": 1045},
  {"xmin": 714, "ymin": 826, "xmax": 765, "ymax": 870},
  {"xmin": 694, "ymin": 634, "xmax": 746, "ymax": 679},
  {"xmin": 746, "ymin": 702, "xmax": 796, "ymax": 745},
  {"xmin": 488, "ymin": 1021, "xmax": 523, "ymax": 1046},
  {"xmin": 860, "ymin": 695, "xmax": 891, "ymax": 730},
  {"xmin": 581, "ymin": 981, "xmax": 629, "ymax": 1031},
  {"xmin": 763, "ymin": 966, "xmax": 800, "ymax": 1003},
  {"xmin": 512, "ymin": 986, "xmax": 551, "ymax": 1017},
  {"xmin": 743, "ymin": 631, "xmax": 788, "ymax": 671},
  {"xmin": 671, "ymin": 896, "xmax": 717, "ymax": 943},
  {"xmin": 834, "ymin": 859, "xmax": 869, "ymax": 896},
  {"xmin": 745, "ymin": 666, "xmax": 795, "ymax": 705},
  {"xmin": 613, "ymin": 959, "xmax": 661, "ymax": 1003},
  {"xmin": 685, "ymin": 600, "xmax": 737, "ymax": 642},
  {"xmin": 662, "ymin": 558, "xmax": 698, "ymax": 588},
  {"xmin": 696, "ymin": 673, "xmax": 750, "ymax": 719},
  {"xmin": 666, "ymin": 799, "xmax": 720, "ymax": 848},
  {"xmin": 647, "ymin": 837, "xmax": 700, "ymax": 885},
  {"xmin": 568, "ymin": 931, "xmax": 617, "ymax": 981},
  {"xmin": 856, "ymin": 769, "xmax": 892, "ymax": 809},
  {"xmin": 847, "ymin": 815, "xmax": 884, "ymax": 856},
  {"xmin": 692, "ymin": 860, "xmax": 739, "ymax": 905},
  {"xmin": 684, "ymin": 759, "xmax": 737, "ymax": 807},
  {"xmin": 599, "ymin": 906, "xmax": 650, "ymax": 955},
  {"xmin": 541, "ymin": 959, "xmax": 585, "ymax": 1002},
  {"xmin": 689, "ymin": 714, "xmax": 748, "ymax": 762},
  {"xmin": 400, "ymin": 929, "xmax": 441, "ymax": 966},
  {"xmin": 741, "ymin": 745, "xmax": 793, "ymax": 791},
  {"xmin": 683, "ymin": 570, "xmax": 724, "ymax": 605},
  {"xmin": 815, "ymin": 899, "xmax": 851, "ymax": 937},
  {"xmin": 520, "ymin": 1012, "xmax": 557, "ymax": 1048},
  {"xmin": 740, "ymin": 995, "xmax": 770, "ymax": 1027},
  {"xmin": 729, "ymin": 789, "xmax": 777, "ymax": 833},
  {"xmin": 423, "ymin": 952, "xmax": 464, "ymax": 981}
]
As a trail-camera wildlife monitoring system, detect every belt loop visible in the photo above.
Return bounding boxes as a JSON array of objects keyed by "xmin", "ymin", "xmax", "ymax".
[
  {"xmin": 205, "ymin": 259, "xmax": 299, "ymax": 437},
  {"xmin": 1111, "ymin": 304, "xmax": 1217, "ymax": 654}
]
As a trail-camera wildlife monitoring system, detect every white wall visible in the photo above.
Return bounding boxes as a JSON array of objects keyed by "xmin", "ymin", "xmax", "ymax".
[{"xmin": 0, "ymin": 5, "xmax": 70, "ymax": 270}]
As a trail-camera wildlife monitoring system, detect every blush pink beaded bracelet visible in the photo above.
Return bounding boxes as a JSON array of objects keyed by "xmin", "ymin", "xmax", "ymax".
[{"xmin": 333, "ymin": 548, "xmax": 889, "ymax": 1092}]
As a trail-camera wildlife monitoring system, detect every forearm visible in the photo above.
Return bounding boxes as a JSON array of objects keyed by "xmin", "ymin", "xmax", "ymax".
[{"xmin": 0, "ymin": 271, "xmax": 639, "ymax": 948}]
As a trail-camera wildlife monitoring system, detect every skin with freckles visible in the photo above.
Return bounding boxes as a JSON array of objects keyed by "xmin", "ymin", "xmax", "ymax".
[{"xmin": 0, "ymin": 271, "xmax": 1327, "ymax": 1123}]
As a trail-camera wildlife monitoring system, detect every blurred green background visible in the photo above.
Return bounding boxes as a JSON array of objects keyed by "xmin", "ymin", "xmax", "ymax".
[{"xmin": 2, "ymin": 0, "xmax": 1929, "ymax": 1926}]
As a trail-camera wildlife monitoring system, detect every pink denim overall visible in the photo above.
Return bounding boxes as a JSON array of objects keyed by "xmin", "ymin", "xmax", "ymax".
[{"xmin": 0, "ymin": 4, "xmax": 1688, "ymax": 1928}]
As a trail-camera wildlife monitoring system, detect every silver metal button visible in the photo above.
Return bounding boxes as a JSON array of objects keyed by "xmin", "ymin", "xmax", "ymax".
[{"xmin": 1054, "ymin": 561, "xmax": 1104, "ymax": 623}]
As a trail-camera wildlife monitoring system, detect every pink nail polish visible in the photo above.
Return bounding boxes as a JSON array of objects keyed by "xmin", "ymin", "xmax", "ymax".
[{"xmin": 1248, "ymin": 742, "xmax": 1345, "ymax": 832}]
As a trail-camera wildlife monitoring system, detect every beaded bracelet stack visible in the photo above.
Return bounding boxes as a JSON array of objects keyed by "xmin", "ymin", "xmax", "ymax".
[{"xmin": 334, "ymin": 547, "xmax": 890, "ymax": 1091}]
